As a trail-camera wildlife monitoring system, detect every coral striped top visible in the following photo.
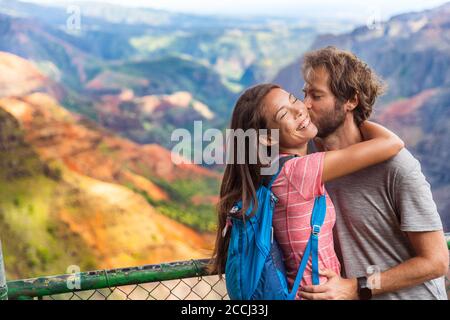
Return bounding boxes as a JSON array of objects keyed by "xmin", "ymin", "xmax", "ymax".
[{"xmin": 271, "ymin": 152, "xmax": 341, "ymax": 299}]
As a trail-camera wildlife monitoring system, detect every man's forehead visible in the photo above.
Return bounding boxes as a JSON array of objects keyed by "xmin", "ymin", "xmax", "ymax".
[
  {"xmin": 303, "ymin": 81, "xmax": 327, "ymax": 92},
  {"xmin": 304, "ymin": 66, "xmax": 329, "ymax": 90}
]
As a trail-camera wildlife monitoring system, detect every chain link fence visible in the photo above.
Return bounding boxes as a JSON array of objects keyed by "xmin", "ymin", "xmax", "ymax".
[
  {"xmin": 40, "ymin": 270, "xmax": 450, "ymax": 300},
  {"xmin": 4, "ymin": 237, "xmax": 450, "ymax": 300},
  {"xmin": 41, "ymin": 275, "xmax": 229, "ymax": 300},
  {"xmin": 7, "ymin": 259, "xmax": 229, "ymax": 300}
]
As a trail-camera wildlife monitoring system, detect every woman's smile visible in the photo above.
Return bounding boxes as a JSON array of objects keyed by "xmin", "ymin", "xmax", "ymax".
[{"xmin": 297, "ymin": 117, "xmax": 311, "ymax": 131}]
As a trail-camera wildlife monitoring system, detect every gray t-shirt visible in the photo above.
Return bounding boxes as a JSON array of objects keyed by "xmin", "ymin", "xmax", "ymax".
[{"xmin": 326, "ymin": 148, "xmax": 447, "ymax": 300}]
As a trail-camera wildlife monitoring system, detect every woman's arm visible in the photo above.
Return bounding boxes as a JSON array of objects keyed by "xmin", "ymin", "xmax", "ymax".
[{"xmin": 322, "ymin": 121, "xmax": 404, "ymax": 183}]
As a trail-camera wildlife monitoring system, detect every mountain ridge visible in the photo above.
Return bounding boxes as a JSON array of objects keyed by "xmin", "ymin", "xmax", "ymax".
[{"xmin": 0, "ymin": 52, "xmax": 219, "ymax": 279}]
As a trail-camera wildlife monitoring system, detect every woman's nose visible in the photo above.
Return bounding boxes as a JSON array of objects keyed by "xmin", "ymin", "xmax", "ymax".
[{"xmin": 294, "ymin": 106, "xmax": 303, "ymax": 119}]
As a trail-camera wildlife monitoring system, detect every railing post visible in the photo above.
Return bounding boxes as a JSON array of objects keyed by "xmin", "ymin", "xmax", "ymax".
[{"xmin": 0, "ymin": 239, "xmax": 8, "ymax": 300}]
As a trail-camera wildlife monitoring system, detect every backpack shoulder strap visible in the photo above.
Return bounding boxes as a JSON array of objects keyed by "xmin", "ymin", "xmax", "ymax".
[
  {"xmin": 287, "ymin": 194, "xmax": 327, "ymax": 299},
  {"xmin": 261, "ymin": 154, "xmax": 297, "ymax": 188},
  {"xmin": 310, "ymin": 195, "xmax": 327, "ymax": 285}
]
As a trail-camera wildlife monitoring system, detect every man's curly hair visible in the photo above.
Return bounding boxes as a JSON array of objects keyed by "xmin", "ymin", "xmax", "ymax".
[{"xmin": 302, "ymin": 46, "xmax": 386, "ymax": 126}]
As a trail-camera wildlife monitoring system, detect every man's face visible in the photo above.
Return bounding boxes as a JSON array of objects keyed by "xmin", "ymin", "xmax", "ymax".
[{"xmin": 303, "ymin": 67, "xmax": 346, "ymax": 138}]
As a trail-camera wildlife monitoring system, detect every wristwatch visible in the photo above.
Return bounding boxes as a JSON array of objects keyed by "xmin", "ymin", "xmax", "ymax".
[{"xmin": 357, "ymin": 276, "xmax": 372, "ymax": 300}]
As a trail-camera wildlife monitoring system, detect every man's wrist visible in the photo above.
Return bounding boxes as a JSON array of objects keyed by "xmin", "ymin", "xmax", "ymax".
[{"xmin": 348, "ymin": 278, "xmax": 359, "ymax": 300}]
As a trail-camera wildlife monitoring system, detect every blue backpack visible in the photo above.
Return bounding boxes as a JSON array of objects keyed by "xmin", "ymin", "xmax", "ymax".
[{"xmin": 224, "ymin": 155, "xmax": 327, "ymax": 300}]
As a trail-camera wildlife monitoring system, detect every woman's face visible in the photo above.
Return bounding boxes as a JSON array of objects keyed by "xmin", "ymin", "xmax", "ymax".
[{"xmin": 263, "ymin": 88, "xmax": 318, "ymax": 149}]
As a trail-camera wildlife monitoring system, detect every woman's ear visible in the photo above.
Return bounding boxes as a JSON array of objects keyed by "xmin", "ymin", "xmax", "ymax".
[
  {"xmin": 259, "ymin": 135, "xmax": 270, "ymax": 146},
  {"xmin": 259, "ymin": 134, "xmax": 279, "ymax": 146}
]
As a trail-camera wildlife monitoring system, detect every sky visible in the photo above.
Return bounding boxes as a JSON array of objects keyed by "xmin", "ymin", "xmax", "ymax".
[{"xmin": 25, "ymin": 0, "xmax": 450, "ymax": 21}]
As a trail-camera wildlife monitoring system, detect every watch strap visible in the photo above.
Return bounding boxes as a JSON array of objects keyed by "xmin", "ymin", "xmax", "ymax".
[{"xmin": 357, "ymin": 276, "xmax": 372, "ymax": 300}]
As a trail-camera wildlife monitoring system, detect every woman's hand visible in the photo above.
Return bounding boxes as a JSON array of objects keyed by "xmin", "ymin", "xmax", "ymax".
[
  {"xmin": 299, "ymin": 269, "xmax": 359, "ymax": 300},
  {"xmin": 322, "ymin": 121, "xmax": 404, "ymax": 183}
]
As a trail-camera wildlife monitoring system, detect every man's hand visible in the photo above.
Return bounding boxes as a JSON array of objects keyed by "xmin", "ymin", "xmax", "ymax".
[{"xmin": 299, "ymin": 269, "xmax": 359, "ymax": 300}]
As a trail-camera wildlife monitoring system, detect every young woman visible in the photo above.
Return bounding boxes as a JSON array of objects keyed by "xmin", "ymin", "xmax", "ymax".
[{"xmin": 209, "ymin": 83, "xmax": 404, "ymax": 299}]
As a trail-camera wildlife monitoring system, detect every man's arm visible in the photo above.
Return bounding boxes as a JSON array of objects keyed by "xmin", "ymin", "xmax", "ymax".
[
  {"xmin": 300, "ymin": 152, "xmax": 448, "ymax": 300},
  {"xmin": 299, "ymin": 231, "xmax": 448, "ymax": 300},
  {"xmin": 366, "ymin": 230, "xmax": 448, "ymax": 296}
]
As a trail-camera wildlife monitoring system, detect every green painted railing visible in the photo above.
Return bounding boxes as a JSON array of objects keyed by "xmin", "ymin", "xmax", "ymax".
[
  {"xmin": 2, "ymin": 235, "xmax": 450, "ymax": 300},
  {"xmin": 0, "ymin": 239, "xmax": 7, "ymax": 300},
  {"xmin": 6, "ymin": 259, "xmax": 227, "ymax": 300}
]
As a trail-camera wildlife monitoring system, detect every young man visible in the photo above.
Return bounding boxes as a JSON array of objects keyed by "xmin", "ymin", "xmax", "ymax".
[{"xmin": 300, "ymin": 46, "xmax": 449, "ymax": 300}]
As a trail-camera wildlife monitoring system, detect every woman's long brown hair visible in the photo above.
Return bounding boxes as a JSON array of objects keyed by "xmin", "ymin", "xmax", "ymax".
[{"xmin": 208, "ymin": 83, "xmax": 280, "ymax": 278}]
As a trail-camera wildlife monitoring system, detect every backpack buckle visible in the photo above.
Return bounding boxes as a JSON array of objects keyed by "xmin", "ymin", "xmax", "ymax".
[
  {"xmin": 270, "ymin": 193, "xmax": 279, "ymax": 204},
  {"xmin": 271, "ymin": 227, "xmax": 274, "ymax": 244},
  {"xmin": 229, "ymin": 205, "xmax": 240, "ymax": 215},
  {"xmin": 312, "ymin": 225, "xmax": 321, "ymax": 236}
]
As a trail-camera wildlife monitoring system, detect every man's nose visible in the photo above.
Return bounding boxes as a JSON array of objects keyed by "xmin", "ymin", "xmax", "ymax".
[{"xmin": 304, "ymin": 97, "xmax": 313, "ymax": 110}]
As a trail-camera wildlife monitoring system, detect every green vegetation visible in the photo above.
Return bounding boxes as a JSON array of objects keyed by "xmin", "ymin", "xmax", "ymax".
[
  {"xmin": 130, "ymin": 27, "xmax": 317, "ymax": 85},
  {"xmin": 115, "ymin": 56, "xmax": 236, "ymax": 116},
  {"xmin": 130, "ymin": 34, "xmax": 179, "ymax": 52},
  {"xmin": 130, "ymin": 177, "xmax": 220, "ymax": 233},
  {"xmin": 153, "ymin": 201, "xmax": 216, "ymax": 233},
  {"xmin": 0, "ymin": 109, "xmax": 97, "ymax": 279},
  {"xmin": 0, "ymin": 170, "xmax": 98, "ymax": 280},
  {"xmin": 97, "ymin": 141, "xmax": 115, "ymax": 157}
]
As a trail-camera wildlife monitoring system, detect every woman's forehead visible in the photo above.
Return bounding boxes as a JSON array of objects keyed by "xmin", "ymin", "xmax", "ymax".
[
  {"xmin": 266, "ymin": 88, "xmax": 289, "ymax": 105},
  {"xmin": 263, "ymin": 88, "xmax": 291, "ymax": 121}
]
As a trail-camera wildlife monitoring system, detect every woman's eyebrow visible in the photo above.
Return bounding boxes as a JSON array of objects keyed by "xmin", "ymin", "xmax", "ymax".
[{"xmin": 273, "ymin": 105, "xmax": 286, "ymax": 121}]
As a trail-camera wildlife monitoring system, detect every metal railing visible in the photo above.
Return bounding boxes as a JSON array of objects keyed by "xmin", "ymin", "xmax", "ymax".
[
  {"xmin": 0, "ymin": 240, "xmax": 7, "ymax": 300},
  {"xmin": 6, "ymin": 259, "xmax": 228, "ymax": 300},
  {"xmin": 3, "ymin": 235, "xmax": 450, "ymax": 300}
]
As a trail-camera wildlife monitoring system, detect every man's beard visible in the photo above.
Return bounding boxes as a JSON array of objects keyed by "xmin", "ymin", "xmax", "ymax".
[{"xmin": 314, "ymin": 100, "xmax": 346, "ymax": 138}]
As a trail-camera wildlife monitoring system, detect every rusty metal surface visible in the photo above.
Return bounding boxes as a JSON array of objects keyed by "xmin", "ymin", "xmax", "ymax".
[{"xmin": 7, "ymin": 259, "xmax": 215, "ymax": 300}]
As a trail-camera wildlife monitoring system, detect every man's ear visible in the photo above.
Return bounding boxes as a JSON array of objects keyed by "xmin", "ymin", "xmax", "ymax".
[{"xmin": 345, "ymin": 93, "xmax": 359, "ymax": 112}]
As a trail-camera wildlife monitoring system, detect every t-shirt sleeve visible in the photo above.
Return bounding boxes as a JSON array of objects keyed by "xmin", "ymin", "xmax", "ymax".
[
  {"xmin": 283, "ymin": 152, "xmax": 325, "ymax": 200},
  {"xmin": 394, "ymin": 159, "xmax": 443, "ymax": 232}
]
